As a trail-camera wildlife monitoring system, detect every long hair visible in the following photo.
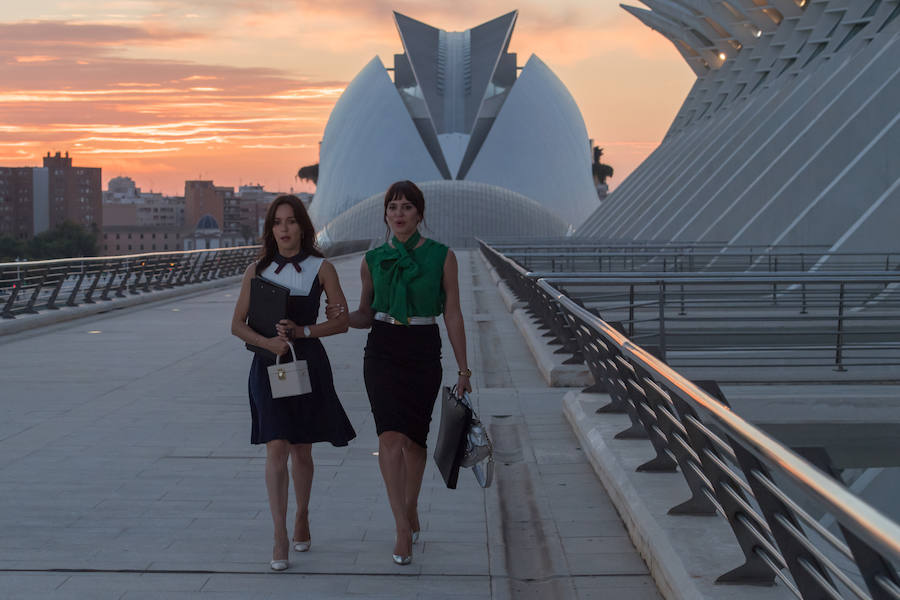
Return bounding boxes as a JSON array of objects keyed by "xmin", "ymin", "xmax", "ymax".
[
  {"xmin": 383, "ymin": 180, "xmax": 426, "ymax": 239},
  {"xmin": 257, "ymin": 195, "xmax": 322, "ymax": 274}
]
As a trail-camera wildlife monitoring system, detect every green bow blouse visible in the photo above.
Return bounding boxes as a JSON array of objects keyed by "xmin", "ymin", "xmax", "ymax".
[{"xmin": 365, "ymin": 232, "xmax": 449, "ymax": 324}]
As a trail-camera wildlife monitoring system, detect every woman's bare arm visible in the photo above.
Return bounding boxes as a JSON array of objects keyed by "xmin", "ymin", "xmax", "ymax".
[
  {"xmin": 347, "ymin": 257, "xmax": 375, "ymax": 329},
  {"xmin": 306, "ymin": 260, "xmax": 349, "ymax": 337},
  {"xmin": 442, "ymin": 250, "xmax": 471, "ymax": 393}
]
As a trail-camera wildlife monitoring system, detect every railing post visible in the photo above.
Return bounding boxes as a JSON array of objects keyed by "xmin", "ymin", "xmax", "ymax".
[
  {"xmin": 834, "ymin": 283, "xmax": 846, "ymax": 372},
  {"xmin": 2, "ymin": 280, "xmax": 20, "ymax": 319},
  {"xmin": 66, "ymin": 263, "xmax": 87, "ymax": 307},
  {"xmin": 23, "ymin": 267, "xmax": 46, "ymax": 314},
  {"xmin": 628, "ymin": 285, "xmax": 635, "ymax": 338},
  {"xmin": 658, "ymin": 280, "xmax": 667, "ymax": 362},
  {"xmin": 44, "ymin": 267, "xmax": 64, "ymax": 309},
  {"xmin": 731, "ymin": 444, "xmax": 838, "ymax": 597}
]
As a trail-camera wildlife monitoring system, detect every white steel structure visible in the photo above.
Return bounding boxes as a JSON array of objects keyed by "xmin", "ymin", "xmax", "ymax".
[
  {"xmin": 311, "ymin": 11, "xmax": 598, "ymax": 240},
  {"xmin": 578, "ymin": 0, "xmax": 900, "ymax": 262}
]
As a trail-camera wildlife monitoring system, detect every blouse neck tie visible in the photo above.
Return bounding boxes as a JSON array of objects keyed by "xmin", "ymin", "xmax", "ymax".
[
  {"xmin": 379, "ymin": 231, "xmax": 422, "ymax": 324},
  {"xmin": 273, "ymin": 251, "xmax": 307, "ymax": 274}
]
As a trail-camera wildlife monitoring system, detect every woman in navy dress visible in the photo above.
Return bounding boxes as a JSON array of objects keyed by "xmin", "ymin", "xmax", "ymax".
[{"xmin": 231, "ymin": 195, "xmax": 356, "ymax": 571}]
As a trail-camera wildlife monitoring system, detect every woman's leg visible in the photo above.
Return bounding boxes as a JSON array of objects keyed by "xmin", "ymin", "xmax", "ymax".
[
  {"xmin": 289, "ymin": 443, "xmax": 313, "ymax": 543},
  {"xmin": 378, "ymin": 431, "xmax": 413, "ymax": 557},
  {"xmin": 265, "ymin": 439, "xmax": 291, "ymax": 561},
  {"xmin": 403, "ymin": 442, "xmax": 427, "ymax": 535}
]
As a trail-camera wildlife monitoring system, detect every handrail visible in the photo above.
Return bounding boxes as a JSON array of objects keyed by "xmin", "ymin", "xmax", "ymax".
[
  {"xmin": 1, "ymin": 246, "xmax": 261, "ymax": 320},
  {"xmin": 0, "ymin": 244, "xmax": 260, "ymax": 268},
  {"xmin": 539, "ymin": 277, "xmax": 900, "ymax": 561},
  {"xmin": 480, "ymin": 238, "xmax": 900, "ymax": 598}
]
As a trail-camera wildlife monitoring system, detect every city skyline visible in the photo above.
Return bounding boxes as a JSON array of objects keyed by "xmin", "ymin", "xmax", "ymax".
[{"xmin": 0, "ymin": 1, "xmax": 694, "ymax": 196}]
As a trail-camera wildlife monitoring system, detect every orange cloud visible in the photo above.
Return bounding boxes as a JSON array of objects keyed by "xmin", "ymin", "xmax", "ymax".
[{"xmin": 0, "ymin": 4, "xmax": 693, "ymax": 196}]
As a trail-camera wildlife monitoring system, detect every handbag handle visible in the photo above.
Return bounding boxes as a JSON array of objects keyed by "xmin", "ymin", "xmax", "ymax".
[{"xmin": 277, "ymin": 340, "xmax": 298, "ymax": 364}]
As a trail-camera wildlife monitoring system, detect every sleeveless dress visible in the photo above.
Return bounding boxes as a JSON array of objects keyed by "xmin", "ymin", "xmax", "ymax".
[
  {"xmin": 247, "ymin": 256, "xmax": 356, "ymax": 446},
  {"xmin": 363, "ymin": 238, "xmax": 449, "ymax": 448}
]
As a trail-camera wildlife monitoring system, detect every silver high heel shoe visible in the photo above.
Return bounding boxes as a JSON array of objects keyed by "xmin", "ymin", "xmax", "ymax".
[
  {"xmin": 292, "ymin": 539, "xmax": 311, "ymax": 552},
  {"xmin": 411, "ymin": 531, "xmax": 420, "ymax": 544},
  {"xmin": 392, "ymin": 532, "xmax": 413, "ymax": 565}
]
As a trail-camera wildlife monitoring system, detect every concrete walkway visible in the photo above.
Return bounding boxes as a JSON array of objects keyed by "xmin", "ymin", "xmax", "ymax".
[{"xmin": 0, "ymin": 250, "xmax": 660, "ymax": 599}]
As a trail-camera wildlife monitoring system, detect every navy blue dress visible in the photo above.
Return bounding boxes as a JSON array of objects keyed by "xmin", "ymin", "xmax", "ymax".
[{"xmin": 248, "ymin": 273, "xmax": 356, "ymax": 446}]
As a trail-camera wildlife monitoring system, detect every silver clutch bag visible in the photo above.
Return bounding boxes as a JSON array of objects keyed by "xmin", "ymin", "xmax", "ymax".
[
  {"xmin": 267, "ymin": 343, "xmax": 311, "ymax": 398},
  {"xmin": 459, "ymin": 391, "xmax": 494, "ymax": 488}
]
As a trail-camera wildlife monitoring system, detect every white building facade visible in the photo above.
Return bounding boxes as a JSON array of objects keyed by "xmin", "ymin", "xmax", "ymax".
[{"xmin": 311, "ymin": 11, "xmax": 599, "ymax": 245}]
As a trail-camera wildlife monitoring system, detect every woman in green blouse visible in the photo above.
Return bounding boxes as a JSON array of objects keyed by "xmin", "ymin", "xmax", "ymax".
[{"xmin": 341, "ymin": 180, "xmax": 471, "ymax": 565}]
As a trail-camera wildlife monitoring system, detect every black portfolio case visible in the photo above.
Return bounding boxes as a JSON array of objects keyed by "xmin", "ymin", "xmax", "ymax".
[{"xmin": 245, "ymin": 277, "xmax": 290, "ymax": 359}]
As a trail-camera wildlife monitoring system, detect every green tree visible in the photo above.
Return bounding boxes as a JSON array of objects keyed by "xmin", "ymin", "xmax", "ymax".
[
  {"xmin": 0, "ymin": 235, "xmax": 25, "ymax": 262},
  {"xmin": 25, "ymin": 221, "xmax": 99, "ymax": 259}
]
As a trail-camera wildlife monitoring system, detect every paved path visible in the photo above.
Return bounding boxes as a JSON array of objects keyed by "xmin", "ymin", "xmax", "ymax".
[{"xmin": 0, "ymin": 250, "xmax": 660, "ymax": 599}]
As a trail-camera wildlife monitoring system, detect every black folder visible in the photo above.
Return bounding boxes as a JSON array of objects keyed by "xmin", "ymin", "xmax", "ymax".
[{"xmin": 246, "ymin": 276, "xmax": 290, "ymax": 358}]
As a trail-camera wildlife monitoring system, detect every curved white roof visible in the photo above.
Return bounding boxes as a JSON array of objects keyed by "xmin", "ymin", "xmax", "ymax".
[
  {"xmin": 309, "ymin": 56, "xmax": 443, "ymax": 229},
  {"xmin": 464, "ymin": 55, "xmax": 599, "ymax": 227},
  {"xmin": 578, "ymin": 0, "xmax": 900, "ymax": 260},
  {"xmin": 316, "ymin": 180, "xmax": 568, "ymax": 248}
]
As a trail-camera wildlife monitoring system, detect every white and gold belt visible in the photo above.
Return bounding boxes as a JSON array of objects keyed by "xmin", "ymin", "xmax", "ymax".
[{"xmin": 374, "ymin": 312, "xmax": 436, "ymax": 326}]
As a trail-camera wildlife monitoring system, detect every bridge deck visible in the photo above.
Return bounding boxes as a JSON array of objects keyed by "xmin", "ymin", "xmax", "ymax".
[{"xmin": 0, "ymin": 250, "xmax": 662, "ymax": 599}]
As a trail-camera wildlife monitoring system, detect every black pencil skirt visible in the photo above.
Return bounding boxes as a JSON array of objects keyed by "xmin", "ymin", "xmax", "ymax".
[{"xmin": 363, "ymin": 321, "xmax": 442, "ymax": 448}]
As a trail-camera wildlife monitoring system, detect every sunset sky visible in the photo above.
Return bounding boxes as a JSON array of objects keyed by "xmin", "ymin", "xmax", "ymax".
[{"xmin": 0, "ymin": 1, "xmax": 694, "ymax": 196}]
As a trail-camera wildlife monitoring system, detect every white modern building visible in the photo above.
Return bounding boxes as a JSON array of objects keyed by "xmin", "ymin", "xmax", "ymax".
[
  {"xmin": 577, "ymin": 0, "xmax": 900, "ymax": 263},
  {"xmin": 311, "ymin": 11, "xmax": 598, "ymax": 245}
]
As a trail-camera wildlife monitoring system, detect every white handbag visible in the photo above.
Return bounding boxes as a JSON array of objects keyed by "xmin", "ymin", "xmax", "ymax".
[{"xmin": 267, "ymin": 343, "xmax": 311, "ymax": 398}]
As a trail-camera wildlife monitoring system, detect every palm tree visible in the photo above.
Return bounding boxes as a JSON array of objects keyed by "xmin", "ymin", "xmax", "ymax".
[
  {"xmin": 297, "ymin": 163, "xmax": 319, "ymax": 186},
  {"xmin": 591, "ymin": 146, "xmax": 613, "ymax": 185}
]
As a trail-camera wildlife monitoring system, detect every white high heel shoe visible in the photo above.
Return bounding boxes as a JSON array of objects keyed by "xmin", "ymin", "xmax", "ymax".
[
  {"xmin": 270, "ymin": 558, "xmax": 289, "ymax": 571},
  {"xmin": 271, "ymin": 539, "xmax": 290, "ymax": 571},
  {"xmin": 292, "ymin": 539, "xmax": 311, "ymax": 552}
]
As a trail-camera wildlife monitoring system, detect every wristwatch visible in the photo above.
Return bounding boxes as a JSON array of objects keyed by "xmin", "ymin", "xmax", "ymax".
[
  {"xmin": 302, "ymin": 326, "xmax": 312, "ymax": 338},
  {"xmin": 458, "ymin": 368, "xmax": 472, "ymax": 377}
]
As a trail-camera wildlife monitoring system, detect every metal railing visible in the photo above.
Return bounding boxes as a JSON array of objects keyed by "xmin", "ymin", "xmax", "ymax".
[
  {"xmin": 546, "ymin": 273, "xmax": 900, "ymax": 369},
  {"xmin": 481, "ymin": 240, "xmax": 900, "ymax": 599},
  {"xmin": 499, "ymin": 249, "xmax": 900, "ymax": 274},
  {"xmin": 1, "ymin": 246, "xmax": 260, "ymax": 319},
  {"xmin": 480, "ymin": 239, "xmax": 900, "ymax": 370}
]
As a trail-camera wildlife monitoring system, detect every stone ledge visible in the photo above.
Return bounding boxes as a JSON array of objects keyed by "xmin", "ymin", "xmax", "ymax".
[
  {"xmin": 563, "ymin": 390, "xmax": 794, "ymax": 600},
  {"xmin": 512, "ymin": 308, "xmax": 592, "ymax": 387}
]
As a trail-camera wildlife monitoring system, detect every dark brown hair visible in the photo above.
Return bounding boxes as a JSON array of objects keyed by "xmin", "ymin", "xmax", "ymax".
[
  {"xmin": 383, "ymin": 180, "xmax": 425, "ymax": 235},
  {"xmin": 257, "ymin": 195, "xmax": 322, "ymax": 274}
]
